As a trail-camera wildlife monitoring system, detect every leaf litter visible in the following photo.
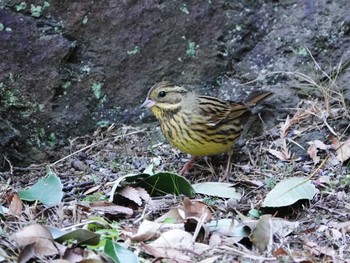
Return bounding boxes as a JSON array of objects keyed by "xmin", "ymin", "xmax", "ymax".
[{"xmin": 0, "ymin": 97, "xmax": 349, "ymax": 262}]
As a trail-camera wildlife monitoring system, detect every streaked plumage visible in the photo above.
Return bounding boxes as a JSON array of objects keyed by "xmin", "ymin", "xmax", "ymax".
[{"xmin": 141, "ymin": 81, "xmax": 272, "ymax": 178}]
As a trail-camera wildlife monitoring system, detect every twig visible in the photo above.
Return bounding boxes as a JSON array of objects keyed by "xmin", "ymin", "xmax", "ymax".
[
  {"xmin": 307, "ymin": 157, "xmax": 328, "ymax": 180},
  {"xmin": 51, "ymin": 128, "xmax": 146, "ymax": 166},
  {"xmin": 4, "ymin": 156, "xmax": 13, "ymax": 175}
]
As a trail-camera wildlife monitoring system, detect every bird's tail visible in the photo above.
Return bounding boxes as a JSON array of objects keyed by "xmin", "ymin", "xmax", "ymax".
[{"xmin": 244, "ymin": 91, "xmax": 273, "ymax": 107}]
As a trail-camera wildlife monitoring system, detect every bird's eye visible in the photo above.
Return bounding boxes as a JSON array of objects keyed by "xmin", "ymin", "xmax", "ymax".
[{"xmin": 158, "ymin": 91, "xmax": 166, "ymax": 98}]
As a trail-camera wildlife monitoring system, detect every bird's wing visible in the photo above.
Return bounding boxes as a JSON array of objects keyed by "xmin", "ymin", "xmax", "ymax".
[
  {"xmin": 197, "ymin": 91, "xmax": 272, "ymax": 126},
  {"xmin": 197, "ymin": 96, "xmax": 247, "ymax": 126}
]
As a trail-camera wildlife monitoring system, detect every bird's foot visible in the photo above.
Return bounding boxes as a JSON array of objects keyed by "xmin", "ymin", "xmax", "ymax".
[{"xmin": 179, "ymin": 156, "xmax": 197, "ymax": 176}]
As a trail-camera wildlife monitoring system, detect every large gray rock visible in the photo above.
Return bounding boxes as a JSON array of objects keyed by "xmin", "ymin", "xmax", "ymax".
[{"xmin": 0, "ymin": 0, "xmax": 349, "ymax": 168}]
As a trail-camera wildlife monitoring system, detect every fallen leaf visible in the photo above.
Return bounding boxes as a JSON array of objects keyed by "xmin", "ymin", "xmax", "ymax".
[
  {"xmin": 142, "ymin": 242, "xmax": 191, "ymax": 263},
  {"xmin": 307, "ymin": 140, "xmax": 330, "ymax": 165},
  {"xmin": 12, "ymin": 224, "xmax": 66, "ymax": 258},
  {"xmin": 62, "ymin": 247, "xmax": 84, "ymax": 263},
  {"xmin": 303, "ymin": 240, "xmax": 335, "ymax": 260},
  {"xmin": 118, "ymin": 186, "xmax": 142, "ymax": 206},
  {"xmin": 268, "ymin": 149, "xmax": 291, "ymax": 161},
  {"xmin": 330, "ymin": 228, "xmax": 342, "ymax": 240},
  {"xmin": 156, "ymin": 207, "xmax": 185, "ymax": 223},
  {"xmin": 183, "ymin": 197, "xmax": 212, "ymax": 222},
  {"xmin": 271, "ymin": 218, "xmax": 299, "ymax": 237},
  {"xmin": 329, "ymin": 134, "xmax": 341, "ymax": 149},
  {"xmin": 18, "ymin": 170, "xmax": 63, "ymax": 206},
  {"xmin": 55, "ymin": 229, "xmax": 100, "ymax": 246},
  {"xmin": 8, "ymin": 193, "xmax": 23, "ymax": 216},
  {"xmin": 18, "ymin": 244, "xmax": 36, "ymax": 263},
  {"xmin": 135, "ymin": 187, "xmax": 150, "ymax": 203},
  {"xmin": 192, "ymin": 182, "xmax": 241, "ymax": 199},
  {"xmin": 272, "ymin": 247, "xmax": 288, "ymax": 257},
  {"xmin": 146, "ymin": 229, "xmax": 211, "ymax": 255},
  {"xmin": 329, "ymin": 135, "xmax": 350, "ymax": 163},
  {"xmin": 83, "ymin": 185, "xmax": 101, "ymax": 195},
  {"xmin": 307, "ymin": 143, "xmax": 320, "ymax": 164},
  {"xmin": 131, "ymin": 220, "xmax": 162, "ymax": 242},
  {"xmin": 250, "ymin": 215, "xmax": 273, "ymax": 253},
  {"xmin": 90, "ymin": 201, "xmax": 133, "ymax": 217},
  {"xmin": 313, "ymin": 140, "xmax": 328, "ymax": 150},
  {"xmin": 262, "ymin": 177, "xmax": 316, "ymax": 207},
  {"xmin": 336, "ymin": 139, "xmax": 350, "ymax": 163}
]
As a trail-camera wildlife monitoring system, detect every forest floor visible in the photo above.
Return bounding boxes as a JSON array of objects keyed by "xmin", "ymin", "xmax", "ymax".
[{"xmin": 1, "ymin": 96, "xmax": 349, "ymax": 262}]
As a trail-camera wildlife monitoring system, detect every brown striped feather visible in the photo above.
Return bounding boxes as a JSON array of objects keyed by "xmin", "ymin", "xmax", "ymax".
[{"xmin": 143, "ymin": 82, "xmax": 272, "ymax": 156}]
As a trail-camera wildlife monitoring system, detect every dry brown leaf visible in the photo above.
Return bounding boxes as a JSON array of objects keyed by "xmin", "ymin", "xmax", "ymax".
[
  {"xmin": 135, "ymin": 187, "xmax": 150, "ymax": 203},
  {"xmin": 83, "ymin": 185, "xmax": 101, "ymax": 195},
  {"xmin": 307, "ymin": 140, "xmax": 329, "ymax": 165},
  {"xmin": 12, "ymin": 223, "xmax": 53, "ymax": 246},
  {"xmin": 118, "ymin": 186, "xmax": 142, "ymax": 206},
  {"xmin": 336, "ymin": 139, "xmax": 350, "ymax": 163},
  {"xmin": 250, "ymin": 215, "xmax": 273, "ymax": 253},
  {"xmin": 12, "ymin": 224, "xmax": 66, "ymax": 258},
  {"xmin": 8, "ymin": 192, "xmax": 23, "ymax": 216},
  {"xmin": 183, "ymin": 197, "xmax": 212, "ymax": 222},
  {"xmin": 18, "ymin": 244, "xmax": 35, "ymax": 263},
  {"xmin": 142, "ymin": 242, "xmax": 191, "ymax": 263},
  {"xmin": 271, "ymin": 218, "xmax": 299, "ymax": 237},
  {"xmin": 90, "ymin": 201, "xmax": 133, "ymax": 216},
  {"xmin": 239, "ymin": 177, "xmax": 264, "ymax": 187},
  {"xmin": 329, "ymin": 221, "xmax": 350, "ymax": 234},
  {"xmin": 146, "ymin": 229, "xmax": 211, "ymax": 256},
  {"xmin": 313, "ymin": 140, "xmax": 328, "ymax": 150},
  {"xmin": 268, "ymin": 149, "xmax": 291, "ymax": 161},
  {"xmin": 329, "ymin": 135, "xmax": 350, "ymax": 163},
  {"xmin": 329, "ymin": 134, "xmax": 340, "ymax": 149},
  {"xmin": 307, "ymin": 144, "xmax": 320, "ymax": 164},
  {"xmin": 156, "ymin": 207, "xmax": 185, "ymax": 223},
  {"xmin": 131, "ymin": 220, "xmax": 162, "ymax": 242},
  {"xmin": 272, "ymin": 247, "xmax": 288, "ymax": 257},
  {"xmin": 303, "ymin": 240, "xmax": 335, "ymax": 260},
  {"xmin": 62, "ymin": 247, "xmax": 84, "ymax": 262}
]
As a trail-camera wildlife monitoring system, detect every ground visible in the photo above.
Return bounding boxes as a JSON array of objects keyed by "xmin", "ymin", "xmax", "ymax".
[
  {"xmin": 2, "ymin": 0, "xmax": 350, "ymax": 168},
  {"xmin": 0, "ymin": 94, "xmax": 349, "ymax": 262},
  {"xmin": 1, "ymin": 2, "xmax": 350, "ymax": 261}
]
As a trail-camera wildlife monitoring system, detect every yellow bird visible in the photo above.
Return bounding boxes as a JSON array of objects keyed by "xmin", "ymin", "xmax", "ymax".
[{"xmin": 141, "ymin": 81, "xmax": 272, "ymax": 179}]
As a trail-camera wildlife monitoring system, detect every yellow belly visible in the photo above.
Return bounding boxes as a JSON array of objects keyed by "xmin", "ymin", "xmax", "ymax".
[
  {"xmin": 159, "ymin": 116, "xmax": 237, "ymax": 157},
  {"xmin": 170, "ymin": 137, "xmax": 233, "ymax": 156}
]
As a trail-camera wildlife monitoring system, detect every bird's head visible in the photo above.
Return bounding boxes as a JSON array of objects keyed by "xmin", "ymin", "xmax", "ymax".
[{"xmin": 141, "ymin": 81, "xmax": 188, "ymax": 118}]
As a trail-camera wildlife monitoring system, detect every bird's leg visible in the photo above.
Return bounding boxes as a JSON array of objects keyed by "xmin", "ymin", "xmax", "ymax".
[
  {"xmin": 179, "ymin": 156, "xmax": 197, "ymax": 176},
  {"xmin": 224, "ymin": 151, "xmax": 233, "ymax": 181}
]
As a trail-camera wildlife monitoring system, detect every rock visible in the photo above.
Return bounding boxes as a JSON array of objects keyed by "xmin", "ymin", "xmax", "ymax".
[{"xmin": 0, "ymin": 0, "xmax": 349, "ymax": 169}]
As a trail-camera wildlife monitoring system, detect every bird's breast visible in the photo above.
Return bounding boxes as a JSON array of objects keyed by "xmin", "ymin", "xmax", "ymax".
[{"xmin": 158, "ymin": 110, "xmax": 240, "ymax": 156}]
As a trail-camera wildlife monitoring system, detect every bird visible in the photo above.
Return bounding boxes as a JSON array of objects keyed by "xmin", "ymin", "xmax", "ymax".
[{"xmin": 140, "ymin": 81, "xmax": 272, "ymax": 179}]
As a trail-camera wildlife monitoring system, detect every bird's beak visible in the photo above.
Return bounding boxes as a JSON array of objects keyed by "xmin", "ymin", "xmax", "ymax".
[{"xmin": 140, "ymin": 98, "xmax": 156, "ymax": 109}]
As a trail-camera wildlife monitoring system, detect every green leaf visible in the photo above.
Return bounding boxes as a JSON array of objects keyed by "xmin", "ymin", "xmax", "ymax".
[
  {"xmin": 103, "ymin": 240, "xmax": 139, "ymax": 263},
  {"xmin": 192, "ymin": 182, "xmax": 241, "ymax": 199},
  {"xmin": 55, "ymin": 229, "xmax": 100, "ymax": 246},
  {"xmin": 248, "ymin": 209, "xmax": 261, "ymax": 219},
  {"xmin": 262, "ymin": 177, "xmax": 316, "ymax": 207},
  {"xmin": 123, "ymin": 172, "xmax": 195, "ymax": 197},
  {"xmin": 18, "ymin": 167, "xmax": 63, "ymax": 206}
]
